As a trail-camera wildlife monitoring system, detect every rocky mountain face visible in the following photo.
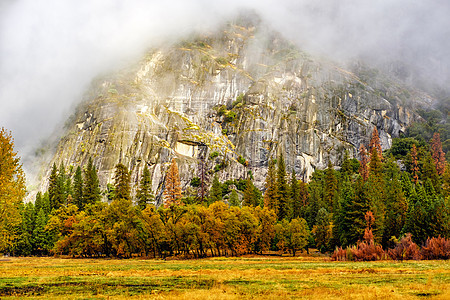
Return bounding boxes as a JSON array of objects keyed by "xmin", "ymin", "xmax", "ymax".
[{"xmin": 39, "ymin": 18, "xmax": 431, "ymax": 201}]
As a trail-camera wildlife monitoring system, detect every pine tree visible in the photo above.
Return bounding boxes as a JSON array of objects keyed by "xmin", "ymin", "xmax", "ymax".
[
  {"xmin": 421, "ymin": 151, "xmax": 440, "ymax": 193},
  {"xmin": 243, "ymin": 177, "xmax": 258, "ymax": 207},
  {"xmin": 335, "ymin": 178, "xmax": 357, "ymax": 247},
  {"xmin": 298, "ymin": 179, "xmax": 308, "ymax": 220},
  {"xmin": 341, "ymin": 150, "xmax": 353, "ymax": 176},
  {"xmin": 276, "ymin": 152, "xmax": 290, "ymax": 220},
  {"xmin": 113, "ymin": 163, "xmax": 131, "ymax": 201},
  {"xmin": 83, "ymin": 158, "xmax": 101, "ymax": 205},
  {"xmin": 208, "ymin": 174, "xmax": 222, "ymax": 204},
  {"xmin": 324, "ymin": 161, "xmax": 337, "ymax": 213},
  {"xmin": 34, "ymin": 192, "xmax": 43, "ymax": 214},
  {"xmin": 336, "ymin": 176, "xmax": 371, "ymax": 247},
  {"xmin": 382, "ymin": 157, "xmax": 407, "ymax": 247},
  {"xmin": 33, "ymin": 208, "xmax": 50, "ymax": 255},
  {"xmin": 136, "ymin": 165, "xmax": 154, "ymax": 210},
  {"xmin": 367, "ymin": 147, "xmax": 385, "ymax": 244},
  {"xmin": 369, "ymin": 147, "xmax": 383, "ymax": 177},
  {"xmin": 359, "ymin": 145, "xmax": 369, "ymax": 181},
  {"xmin": 403, "ymin": 186, "xmax": 428, "ymax": 244},
  {"xmin": 73, "ymin": 166, "xmax": 84, "ymax": 209},
  {"xmin": 197, "ymin": 158, "xmax": 209, "ymax": 203},
  {"xmin": 313, "ymin": 207, "xmax": 332, "ymax": 252},
  {"xmin": 431, "ymin": 132, "xmax": 446, "ymax": 175},
  {"xmin": 229, "ymin": 189, "xmax": 240, "ymax": 207},
  {"xmin": 290, "ymin": 170, "xmax": 301, "ymax": 219},
  {"xmin": 263, "ymin": 159, "xmax": 278, "ymax": 212},
  {"xmin": 0, "ymin": 128, "xmax": 26, "ymax": 253},
  {"xmin": 411, "ymin": 144, "xmax": 419, "ymax": 184},
  {"xmin": 56, "ymin": 163, "xmax": 67, "ymax": 207},
  {"xmin": 164, "ymin": 158, "xmax": 182, "ymax": 207},
  {"xmin": 48, "ymin": 163, "xmax": 58, "ymax": 210}
]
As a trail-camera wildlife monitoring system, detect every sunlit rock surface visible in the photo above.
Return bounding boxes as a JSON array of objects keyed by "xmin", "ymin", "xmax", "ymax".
[{"xmin": 40, "ymin": 20, "xmax": 428, "ymax": 198}]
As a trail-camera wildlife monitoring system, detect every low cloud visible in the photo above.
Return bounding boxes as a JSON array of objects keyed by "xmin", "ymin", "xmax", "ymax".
[{"xmin": 1, "ymin": 0, "xmax": 449, "ymax": 175}]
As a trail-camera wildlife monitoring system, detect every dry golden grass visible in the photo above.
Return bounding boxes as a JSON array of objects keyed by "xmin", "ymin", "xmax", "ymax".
[{"xmin": 0, "ymin": 256, "xmax": 449, "ymax": 299}]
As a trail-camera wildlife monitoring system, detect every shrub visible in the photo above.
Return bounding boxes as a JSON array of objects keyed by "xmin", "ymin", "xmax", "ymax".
[
  {"xmin": 216, "ymin": 105, "xmax": 227, "ymax": 117},
  {"xmin": 421, "ymin": 236, "xmax": 450, "ymax": 260},
  {"xmin": 237, "ymin": 155, "xmax": 248, "ymax": 166},
  {"xmin": 224, "ymin": 111, "xmax": 236, "ymax": 123},
  {"xmin": 387, "ymin": 233, "xmax": 420, "ymax": 261},
  {"xmin": 331, "ymin": 247, "xmax": 347, "ymax": 261},
  {"xmin": 232, "ymin": 94, "xmax": 245, "ymax": 108},
  {"xmin": 190, "ymin": 177, "xmax": 200, "ymax": 188},
  {"xmin": 351, "ymin": 240, "xmax": 385, "ymax": 261},
  {"xmin": 209, "ymin": 151, "xmax": 219, "ymax": 160}
]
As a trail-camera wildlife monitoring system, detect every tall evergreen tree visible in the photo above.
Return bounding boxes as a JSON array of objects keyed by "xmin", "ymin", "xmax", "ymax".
[
  {"xmin": 113, "ymin": 163, "xmax": 131, "ymax": 201},
  {"xmin": 403, "ymin": 186, "xmax": 428, "ymax": 244},
  {"xmin": 368, "ymin": 146, "xmax": 385, "ymax": 243},
  {"xmin": 33, "ymin": 208, "xmax": 50, "ymax": 255},
  {"xmin": 229, "ymin": 189, "xmax": 240, "ymax": 207},
  {"xmin": 197, "ymin": 158, "xmax": 208, "ymax": 203},
  {"xmin": 164, "ymin": 158, "xmax": 182, "ymax": 207},
  {"xmin": 324, "ymin": 160, "xmax": 337, "ymax": 213},
  {"xmin": 290, "ymin": 170, "xmax": 301, "ymax": 219},
  {"xmin": 421, "ymin": 151, "xmax": 440, "ymax": 193},
  {"xmin": 382, "ymin": 157, "xmax": 407, "ymax": 247},
  {"xmin": 83, "ymin": 158, "xmax": 101, "ymax": 205},
  {"xmin": 337, "ymin": 176, "xmax": 371, "ymax": 247},
  {"xmin": 48, "ymin": 163, "xmax": 58, "ymax": 210},
  {"xmin": 335, "ymin": 177, "xmax": 360, "ymax": 247},
  {"xmin": 263, "ymin": 159, "xmax": 278, "ymax": 213},
  {"xmin": 313, "ymin": 207, "xmax": 332, "ymax": 253},
  {"xmin": 73, "ymin": 166, "xmax": 84, "ymax": 209},
  {"xmin": 136, "ymin": 165, "xmax": 154, "ymax": 210},
  {"xmin": 411, "ymin": 144, "xmax": 419, "ymax": 184},
  {"xmin": 209, "ymin": 174, "xmax": 222, "ymax": 204},
  {"xmin": 298, "ymin": 179, "xmax": 309, "ymax": 220},
  {"xmin": 276, "ymin": 152, "xmax": 290, "ymax": 220},
  {"xmin": 243, "ymin": 177, "xmax": 258, "ymax": 207},
  {"xmin": 56, "ymin": 163, "xmax": 67, "ymax": 207}
]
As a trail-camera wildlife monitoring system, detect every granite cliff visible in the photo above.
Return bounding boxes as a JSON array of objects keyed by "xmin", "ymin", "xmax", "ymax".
[{"xmin": 39, "ymin": 18, "xmax": 431, "ymax": 202}]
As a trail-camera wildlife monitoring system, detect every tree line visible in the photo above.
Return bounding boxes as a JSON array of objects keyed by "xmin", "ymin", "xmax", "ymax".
[{"xmin": 0, "ymin": 126, "xmax": 449, "ymax": 259}]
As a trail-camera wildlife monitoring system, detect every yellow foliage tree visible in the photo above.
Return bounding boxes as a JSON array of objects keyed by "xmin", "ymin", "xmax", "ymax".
[
  {"xmin": 164, "ymin": 158, "xmax": 182, "ymax": 207},
  {"xmin": 0, "ymin": 128, "xmax": 26, "ymax": 252}
]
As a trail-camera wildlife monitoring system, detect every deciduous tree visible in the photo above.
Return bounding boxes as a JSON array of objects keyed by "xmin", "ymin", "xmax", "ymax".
[{"xmin": 0, "ymin": 128, "xmax": 26, "ymax": 252}]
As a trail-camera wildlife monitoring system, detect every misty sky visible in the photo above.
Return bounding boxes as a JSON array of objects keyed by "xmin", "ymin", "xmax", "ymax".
[{"xmin": 1, "ymin": 0, "xmax": 449, "ymax": 173}]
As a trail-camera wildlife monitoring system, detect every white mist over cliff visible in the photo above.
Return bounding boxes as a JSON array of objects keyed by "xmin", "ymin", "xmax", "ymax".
[{"xmin": 1, "ymin": 0, "xmax": 449, "ymax": 179}]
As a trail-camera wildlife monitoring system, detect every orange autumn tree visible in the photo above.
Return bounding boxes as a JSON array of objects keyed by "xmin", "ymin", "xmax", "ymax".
[
  {"xmin": 359, "ymin": 145, "xmax": 369, "ymax": 181},
  {"xmin": 164, "ymin": 158, "xmax": 182, "ymax": 207},
  {"xmin": 0, "ymin": 128, "xmax": 26, "ymax": 252},
  {"xmin": 411, "ymin": 144, "xmax": 419, "ymax": 184},
  {"xmin": 369, "ymin": 126, "xmax": 383, "ymax": 161},
  {"xmin": 431, "ymin": 132, "xmax": 446, "ymax": 175}
]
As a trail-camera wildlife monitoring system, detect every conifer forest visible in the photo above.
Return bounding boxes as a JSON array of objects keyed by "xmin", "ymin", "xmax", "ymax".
[{"xmin": 1, "ymin": 126, "xmax": 449, "ymax": 261}]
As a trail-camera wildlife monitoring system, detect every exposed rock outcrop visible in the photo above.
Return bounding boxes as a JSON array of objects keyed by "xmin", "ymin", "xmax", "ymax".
[{"xmin": 39, "ymin": 19, "xmax": 429, "ymax": 199}]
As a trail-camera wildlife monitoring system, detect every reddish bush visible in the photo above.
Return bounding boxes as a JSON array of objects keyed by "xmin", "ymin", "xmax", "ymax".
[
  {"xmin": 388, "ymin": 233, "xmax": 420, "ymax": 261},
  {"xmin": 421, "ymin": 236, "xmax": 450, "ymax": 260},
  {"xmin": 331, "ymin": 247, "xmax": 348, "ymax": 261},
  {"xmin": 352, "ymin": 239, "xmax": 384, "ymax": 261}
]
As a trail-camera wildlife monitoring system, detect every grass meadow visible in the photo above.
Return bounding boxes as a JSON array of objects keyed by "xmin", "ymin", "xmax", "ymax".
[{"xmin": 0, "ymin": 256, "xmax": 449, "ymax": 299}]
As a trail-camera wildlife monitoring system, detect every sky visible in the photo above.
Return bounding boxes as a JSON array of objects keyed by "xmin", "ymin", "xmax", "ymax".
[{"xmin": 1, "ymin": 0, "xmax": 450, "ymax": 176}]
